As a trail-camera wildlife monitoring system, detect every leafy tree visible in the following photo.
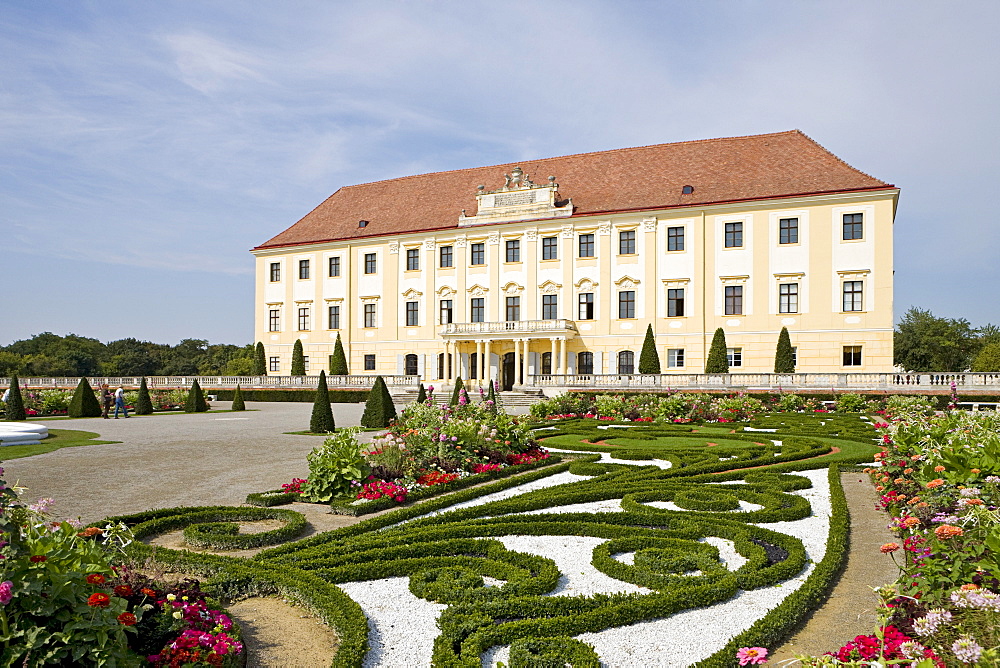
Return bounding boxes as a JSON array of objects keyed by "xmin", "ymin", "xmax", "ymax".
[
  {"xmin": 4, "ymin": 374, "xmax": 25, "ymax": 421},
  {"xmin": 361, "ymin": 376, "xmax": 396, "ymax": 428},
  {"xmin": 894, "ymin": 307, "xmax": 977, "ymax": 372},
  {"xmin": 103, "ymin": 338, "xmax": 158, "ymax": 376},
  {"xmin": 310, "ymin": 371, "xmax": 336, "ymax": 433},
  {"xmin": 134, "ymin": 377, "xmax": 154, "ymax": 415},
  {"xmin": 231, "ymin": 383, "xmax": 246, "ymax": 411},
  {"xmin": 705, "ymin": 328, "xmax": 729, "ymax": 373},
  {"xmin": 450, "ymin": 378, "xmax": 465, "ymax": 406},
  {"xmin": 330, "ymin": 333, "xmax": 348, "ymax": 375},
  {"xmin": 184, "ymin": 379, "xmax": 209, "ymax": 413},
  {"xmin": 0, "ymin": 351, "xmax": 24, "ymax": 376},
  {"xmin": 67, "ymin": 377, "xmax": 101, "ymax": 418},
  {"xmin": 638, "ymin": 324, "xmax": 661, "ymax": 374},
  {"xmin": 416, "ymin": 383, "xmax": 427, "ymax": 404},
  {"xmin": 254, "ymin": 342, "xmax": 267, "ymax": 376},
  {"xmin": 291, "ymin": 339, "xmax": 305, "ymax": 376},
  {"xmin": 972, "ymin": 343, "xmax": 1000, "ymax": 372},
  {"xmin": 774, "ymin": 327, "xmax": 795, "ymax": 373}
]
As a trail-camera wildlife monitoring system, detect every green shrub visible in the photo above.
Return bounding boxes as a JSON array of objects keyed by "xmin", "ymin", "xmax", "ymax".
[
  {"xmin": 416, "ymin": 383, "xmax": 427, "ymax": 404},
  {"xmin": 834, "ymin": 393, "xmax": 866, "ymax": 413},
  {"xmin": 291, "ymin": 339, "xmax": 305, "ymax": 376},
  {"xmin": 254, "ymin": 341, "xmax": 267, "ymax": 376},
  {"xmin": 184, "ymin": 379, "xmax": 210, "ymax": 413},
  {"xmin": 214, "ymin": 388, "xmax": 368, "ymax": 403},
  {"xmin": 972, "ymin": 343, "xmax": 1000, "ymax": 372},
  {"xmin": 67, "ymin": 376, "xmax": 101, "ymax": 418},
  {"xmin": 774, "ymin": 326, "xmax": 794, "ymax": 373},
  {"xmin": 509, "ymin": 636, "xmax": 600, "ymax": 667},
  {"xmin": 884, "ymin": 394, "xmax": 936, "ymax": 417},
  {"xmin": 231, "ymin": 383, "xmax": 246, "ymax": 411},
  {"xmin": 450, "ymin": 377, "xmax": 465, "ymax": 406},
  {"xmin": 705, "ymin": 328, "xmax": 729, "ymax": 373},
  {"xmin": 4, "ymin": 373, "xmax": 26, "ymax": 421},
  {"xmin": 638, "ymin": 324, "xmax": 661, "ymax": 374},
  {"xmin": 300, "ymin": 427, "xmax": 368, "ymax": 503},
  {"xmin": 330, "ymin": 333, "xmax": 348, "ymax": 375},
  {"xmin": 361, "ymin": 376, "xmax": 396, "ymax": 428},
  {"xmin": 310, "ymin": 371, "xmax": 336, "ymax": 433},
  {"xmin": 135, "ymin": 377, "xmax": 154, "ymax": 415}
]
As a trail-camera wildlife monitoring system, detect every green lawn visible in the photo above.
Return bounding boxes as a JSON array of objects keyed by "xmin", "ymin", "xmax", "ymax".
[{"xmin": 0, "ymin": 428, "xmax": 120, "ymax": 460}]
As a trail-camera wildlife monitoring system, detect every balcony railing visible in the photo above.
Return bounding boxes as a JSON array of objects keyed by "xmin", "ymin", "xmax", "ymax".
[
  {"xmin": 529, "ymin": 372, "xmax": 1000, "ymax": 391},
  {"xmin": 0, "ymin": 375, "xmax": 420, "ymax": 390},
  {"xmin": 439, "ymin": 319, "xmax": 577, "ymax": 336}
]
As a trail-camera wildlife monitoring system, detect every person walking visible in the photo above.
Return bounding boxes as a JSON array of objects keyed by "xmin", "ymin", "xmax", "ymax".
[
  {"xmin": 113, "ymin": 384, "xmax": 129, "ymax": 419},
  {"xmin": 101, "ymin": 383, "xmax": 113, "ymax": 419}
]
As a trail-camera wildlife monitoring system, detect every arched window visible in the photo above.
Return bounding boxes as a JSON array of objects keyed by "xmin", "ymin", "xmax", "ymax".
[
  {"xmin": 578, "ymin": 351, "xmax": 594, "ymax": 374},
  {"xmin": 541, "ymin": 352, "xmax": 552, "ymax": 375},
  {"xmin": 404, "ymin": 354, "xmax": 418, "ymax": 376},
  {"xmin": 470, "ymin": 352, "xmax": 479, "ymax": 380},
  {"xmin": 617, "ymin": 350, "xmax": 634, "ymax": 374}
]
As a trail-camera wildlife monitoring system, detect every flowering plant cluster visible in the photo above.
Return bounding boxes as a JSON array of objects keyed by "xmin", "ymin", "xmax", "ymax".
[
  {"xmin": 357, "ymin": 477, "xmax": 408, "ymax": 503},
  {"xmin": 416, "ymin": 470, "xmax": 460, "ymax": 486},
  {"xmin": 280, "ymin": 478, "xmax": 307, "ymax": 494},
  {"xmin": 11, "ymin": 388, "xmax": 75, "ymax": 416},
  {"xmin": 533, "ymin": 391, "xmax": 770, "ymax": 423}
]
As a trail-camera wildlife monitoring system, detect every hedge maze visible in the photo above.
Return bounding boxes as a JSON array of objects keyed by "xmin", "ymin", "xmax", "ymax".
[{"xmin": 107, "ymin": 413, "xmax": 878, "ymax": 667}]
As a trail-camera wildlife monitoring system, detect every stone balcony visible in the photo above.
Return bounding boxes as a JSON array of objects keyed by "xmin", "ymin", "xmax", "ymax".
[{"xmin": 438, "ymin": 319, "xmax": 578, "ymax": 339}]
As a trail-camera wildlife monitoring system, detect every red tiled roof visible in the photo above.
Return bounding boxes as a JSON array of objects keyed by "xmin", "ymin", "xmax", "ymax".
[{"xmin": 255, "ymin": 130, "xmax": 892, "ymax": 250}]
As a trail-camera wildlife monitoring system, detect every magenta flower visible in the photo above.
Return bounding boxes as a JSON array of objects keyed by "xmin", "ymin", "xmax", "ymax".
[
  {"xmin": 0, "ymin": 580, "xmax": 13, "ymax": 605},
  {"xmin": 737, "ymin": 647, "xmax": 768, "ymax": 665}
]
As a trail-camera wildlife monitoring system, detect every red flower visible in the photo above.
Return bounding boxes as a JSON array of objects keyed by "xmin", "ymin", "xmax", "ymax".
[
  {"xmin": 117, "ymin": 611, "xmax": 137, "ymax": 626},
  {"xmin": 114, "ymin": 585, "xmax": 133, "ymax": 597},
  {"xmin": 87, "ymin": 592, "xmax": 111, "ymax": 608},
  {"xmin": 86, "ymin": 573, "xmax": 106, "ymax": 585},
  {"xmin": 880, "ymin": 543, "xmax": 900, "ymax": 553},
  {"xmin": 29, "ymin": 555, "xmax": 46, "ymax": 563},
  {"xmin": 140, "ymin": 587, "xmax": 157, "ymax": 597}
]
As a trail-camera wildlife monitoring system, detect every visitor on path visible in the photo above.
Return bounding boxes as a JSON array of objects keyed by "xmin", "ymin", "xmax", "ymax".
[
  {"xmin": 101, "ymin": 383, "xmax": 113, "ymax": 419},
  {"xmin": 1, "ymin": 387, "xmax": 8, "ymax": 404},
  {"xmin": 113, "ymin": 385, "xmax": 129, "ymax": 419}
]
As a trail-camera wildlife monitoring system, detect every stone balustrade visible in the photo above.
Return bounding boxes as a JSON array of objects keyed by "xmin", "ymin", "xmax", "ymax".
[{"xmin": 0, "ymin": 375, "xmax": 420, "ymax": 390}]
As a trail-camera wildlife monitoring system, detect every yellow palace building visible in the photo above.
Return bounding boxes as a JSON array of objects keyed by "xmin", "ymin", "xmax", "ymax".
[{"xmin": 251, "ymin": 130, "xmax": 897, "ymax": 390}]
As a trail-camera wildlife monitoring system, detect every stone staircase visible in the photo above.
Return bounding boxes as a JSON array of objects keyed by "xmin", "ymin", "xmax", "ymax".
[{"xmin": 388, "ymin": 386, "xmax": 547, "ymax": 408}]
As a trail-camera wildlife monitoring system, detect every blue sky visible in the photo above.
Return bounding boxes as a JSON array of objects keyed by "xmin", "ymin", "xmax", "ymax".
[{"xmin": 2, "ymin": 1, "xmax": 998, "ymax": 346}]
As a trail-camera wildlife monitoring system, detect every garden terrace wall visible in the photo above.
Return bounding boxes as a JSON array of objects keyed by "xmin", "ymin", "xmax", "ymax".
[
  {"xmin": 213, "ymin": 388, "xmax": 369, "ymax": 403},
  {"xmin": 569, "ymin": 390, "xmax": 1000, "ymax": 408}
]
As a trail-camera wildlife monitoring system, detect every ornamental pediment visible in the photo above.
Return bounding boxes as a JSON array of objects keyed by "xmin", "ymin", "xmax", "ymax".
[
  {"xmin": 436, "ymin": 285, "xmax": 457, "ymax": 297},
  {"xmin": 401, "ymin": 288, "xmax": 423, "ymax": 299},
  {"xmin": 467, "ymin": 284, "xmax": 489, "ymax": 297},
  {"xmin": 614, "ymin": 275, "xmax": 641, "ymax": 289},
  {"xmin": 502, "ymin": 282, "xmax": 524, "ymax": 296},
  {"xmin": 538, "ymin": 280, "xmax": 562, "ymax": 294},
  {"xmin": 574, "ymin": 278, "xmax": 598, "ymax": 291},
  {"xmin": 459, "ymin": 166, "xmax": 573, "ymax": 227}
]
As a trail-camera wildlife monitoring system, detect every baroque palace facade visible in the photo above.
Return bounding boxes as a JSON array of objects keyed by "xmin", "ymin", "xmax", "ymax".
[{"xmin": 252, "ymin": 130, "xmax": 897, "ymax": 389}]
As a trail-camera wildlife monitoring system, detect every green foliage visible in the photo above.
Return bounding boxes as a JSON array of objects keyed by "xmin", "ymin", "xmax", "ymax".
[
  {"xmin": 213, "ymin": 388, "xmax": 368, "ymax": 403},
  {"xmin": 509, "ymin": 636, "xmax": 601, "ymax": 667},
  {"xmin": 638, "ymin": 324, "xmax": 661, "ymax": 374},
  {"xmin": 361, "ymin": 376, "xmax": 396, "ymax": 428},
  {"xmin": 230, "ymin": 384, "xmax": 245, "ymax": 411},
  {"xmin": 134, "ymin": 377, "xmax": 154, "ymax": 415},
  {"xmin": 291, "ymin": 339, "xmax": 305, "ymax": 376},
  {"xmin": 67, "ymin": 376, "xmax": 101, "ymax": 418},
  {"xmin": 0, "ymin": 351, "xmax": 23, "ymax": 376},
  {"xmin": 884, "ymin": 394, "xmax": 936, "ymax": 418},
  {"xmin": 705, "ymin": 328, "xmax": 729, "ymax": 373},
  {"xmin": 4, "ymin": 373, "xmax": 26, "ymax": 420},
  {"xmin": 300, "ymin": 427, "xmax": 368, "ymax": 503},
  {"xmin": 450, "ymin": 377, "xmax": 465, "ymax": 406},
  {"xmin": 310, "ymin": 371, "xmax": 336, "ymax": 433},
  {"xmin": 774, "ymin": 326, "xmax": 795, "ymax": 373},
  {"xmin": 972, "ymin": 342, "xmax": 1000, "ymax": 372},
  {"xmin": 894, "ymin": 306, "xmax": 977, "ymax": 372},
  {"xmin": 254, "ymin": 341, "xmax": 267, "ymax": 376},
  {"xmin": 416, "ymin": 383, "xmax": 427, "ymax": 404},
  {"xmin": 330, "ymin": 333, "xmax": 348, "ymax": 375},
  {"xmin": 183, "ymin": 379, "xmax": 209, "ymax": 413},
  {"xmin": 834, "ymin": 393, "xmax": 866, "ymax": 413}
]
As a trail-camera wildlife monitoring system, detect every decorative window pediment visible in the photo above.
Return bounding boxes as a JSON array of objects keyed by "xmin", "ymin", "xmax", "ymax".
[
  {"xmin": 401, "ymin": 288, "xmax": 423, "ymax": 299},
  {"xmin": 467, "ymin": 284, "xmax": 489, "ymax": 297},
  {"xmin": 661, "ymin": 278, "xmax": 691, "ymax": 288},
  {"xmin": 539, "ymin": 280, "xmax": 562, "ymax": 294},
  {"xmin": 719, "ymin": 275, "xmax": 749, "ymax": 285},
  {"xmin": 502, "ymin": 282, "xmax": 524, "ymax": 296},
  {"xmin": 614, "ymin": 275, "xmax": 641, "ymax": 289},
  {"xmin": 837, "ymin": 269, "xmax": 871, "ymax": 280},
  {"xmin": 575, "ymin": 278, "xmax": 598, "ymax": 291},
  {"xmin": 360, "ymin": 295, "xmax": 381, "ymax": 304},
  {"xmin": 436, "ymin": 286, "xmax": 457, "ymax": 297}
]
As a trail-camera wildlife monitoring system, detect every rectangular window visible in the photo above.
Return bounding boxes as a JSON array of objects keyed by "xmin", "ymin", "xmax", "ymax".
[
  {"xmin": 328, "ymin": 305, "xmax": 340, "ymax": 330},
  {"xmin": 667, "ymin": 226, "xmax": 685, "ymax": 251},
  {"xmin": 542, "ymin": 294, "xmax": 558, "ymax": 320},
  {"xmin": 439, "ymin": 299, "xmax": 453, "ymax": 324},
  {"xmin": 578, "ymin": 351, "xmax": 594, "ymax": 374},
  {"xmin": 667, "ymin": 348, "xmax": 685, "ymax": 368},
  {"xmin": 363, "ymin": 303, "xmax": 376, "ymax": 328},
  {"xmin": 364, "ymin": 354, "xmax": 376, "ymax": 371},
  {"xmin": 405, "ymin": 301, "xmax": 418, "ymax": 326},
  {"xmin": 406, "ymin": 248, "xmax": 419, "ymax": 271},
  {"xmin": 578, "ymin": 293, "xmax": 594, "ymax": 320},
  {"xmin": 843, "ymin": 345, "xmax": 862, "ymax": 366},
  {"xmin": 328, "ymin": 256, "xmax": 340, "ymax": 277},
  {"xmin": 505, "ymin": 296, "xmax": 520, "ymax": 322},
  {"xmin": 779, "ymin": 283, "xmax": 798, "ymax": 314},
  {"xmin": 269, "ymin": 356, "xmax": 279, "ymax": 373},
  {"xmin": 724, "ymin": 222, "xmax": 743, "ymax": 248},
  {"xmin": 842, "ymin": 281, "xmax": 863, "ymax": 312},
  {"xmin": 303, "ymin": 356, "xmax": 310, "ymax": 373},
  {"xmin": 542, "ymin": 236, "xmax": 558, "ymax": 260},
  {"xmin": 299, "ymin": 259, "xmax": 310, "ymax": 279},
  {"xmin": 505, "ymin": 239, "xmax": 520, "ymax": 262},
  {"xmin": 439, "ymin": 245, "xmax": 453, "ymax": 268},
  {"xmin": 298, "ymin": 307, "xmax": 310, "ymax": 331},
  {"xmin": 667, "ymin": 288, "xmax": 685, "ymax": 317},
  {"xmin": 843, "ymin": 213, "xmax": 863, "ymax": 240},
  {"xmin": 470, "ymin": 243, "xmax": 485, "ymax": 265},
  {"xmin": 779, "ymin": 218, "xmax": 799, "ymax": 244},
  {"xmin": 268, "ymin": 309, "xmax": 280, "ymax": 332},
  {"xmin": 618, "ymin": 291, "xmax": 635, "ymax": 319},
  {"xmin": 727, "ymin": 347, "xmax": 743, "ymax": 368},
  {"xmin": 470, "ymin": 298, "xmax": 485, "ymax": 323},
  {"xmin": 269, "ymin": 262, "xmax": 280, "ymax": 281},
  {"xmin": 619, "ymin": 230, "xmax": 636, "ymax": 255},
  {"xmin": 791, "ymin": 347, "xmax": 798, "ymax": 368},
  {"xmin": 364, "ymin": 253, "xmax": 377, "ymax": 274},
  {"xmin": 578, "ymin": 233, "xmax": 595, "ymax": 258},
  {"xmin": 724, "ymin": 285, "xmax": 743, "ymax": 315}
]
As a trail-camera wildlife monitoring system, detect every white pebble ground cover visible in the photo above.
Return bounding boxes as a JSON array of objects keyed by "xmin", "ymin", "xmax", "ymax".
[{"xmin": 339, "ymin": 466, "xmax": 831, "ymax": 668}]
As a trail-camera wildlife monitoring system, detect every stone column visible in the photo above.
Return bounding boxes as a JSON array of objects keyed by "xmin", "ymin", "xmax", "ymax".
[
  {"xmin": 560, "ymin": 338, "xmax": 568, "ymax": 376},
  {"xmin": 550, "ymin": 338, "xmax": 558, "ymax": 374},
  {"xmin": 484, "ymin": 339, "xmax": 492, "ymax": 385},
  {"xmin": 514, "ymin": 339, "xmax": 522, "ymax": 388}
]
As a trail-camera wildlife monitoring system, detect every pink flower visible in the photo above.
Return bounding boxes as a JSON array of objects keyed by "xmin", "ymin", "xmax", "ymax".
[
  {"xmin": 737, "ymin": 647, "xmax": 768, "ymax": 665},
  {"xmin": 0, "ymin": 581, "xmax": 13, "ymax": 605}
]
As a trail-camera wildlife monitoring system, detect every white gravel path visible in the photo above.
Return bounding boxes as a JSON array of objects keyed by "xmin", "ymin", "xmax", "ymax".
[{"xmin": 545, "ymin": 447, "xmax": 673, "ymax": 469}]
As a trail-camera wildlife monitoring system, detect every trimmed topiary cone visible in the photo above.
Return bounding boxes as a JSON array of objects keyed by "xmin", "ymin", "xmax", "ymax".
[
  {"xmin": 774, "ymin": 326, "xmax": 795, "ymax": 373},
  {"xmin": 4, "ymin": 373, "xmax": 26, "ymax": 421},
  {"xmin": 705, "ymin": 328, "xmax": 730, "ymax": 373},
  {"xmin": 450, "ymin": 377, "xmax": 465, "ymax": 406},
  {"xmin": 310, "ymin": 371, "xmax": 335, "ymax": 432},
  {"xmin": 291, "ymin": 339, "xmax": 306, "ymax": 376},
  {"xmin": 67, "ymin": 376, "xmax": 102, "ymax": 418},
  {"xmin": 361, "ymin": 376, "xmax": 396, "ymax": 428},
  {"xmin": 135, "ymin": 377, "xmax": 154, "ymax": 415},
  {"xmin": 231, "ymin": 383, "xmax": 246, "ymax": 411},
  {"xmin": 330, "ymin": 333, "xmax": 348, "ymax": 375},
  {"xmin": 254, "ymin": 342, "xmax": 267, "ymax": 376},
  {"xmin": 638, "ymin": 323, "xmax": 661, "ymax": 374},
  {"xmin": 184, "ymin": 379, "xmax": 209, "ymax": 413},
  {"xmin": 416, "ymin": 383, "xmax": 427, "ymax": 404}
]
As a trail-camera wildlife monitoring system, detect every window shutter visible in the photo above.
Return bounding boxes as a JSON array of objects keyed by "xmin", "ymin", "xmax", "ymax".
[{"xmin": 396, "ymin": 355, "xmax": 404, "ymax": 375}]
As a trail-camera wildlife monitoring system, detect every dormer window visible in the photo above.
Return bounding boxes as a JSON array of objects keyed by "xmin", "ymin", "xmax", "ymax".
[
  {"xmin": 681, "ymin": 185, "xmax": 694, "ymax": 195},
  {"xmin": 358, "ymin": 220, "xmax": 369, "ymax": 228}
]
